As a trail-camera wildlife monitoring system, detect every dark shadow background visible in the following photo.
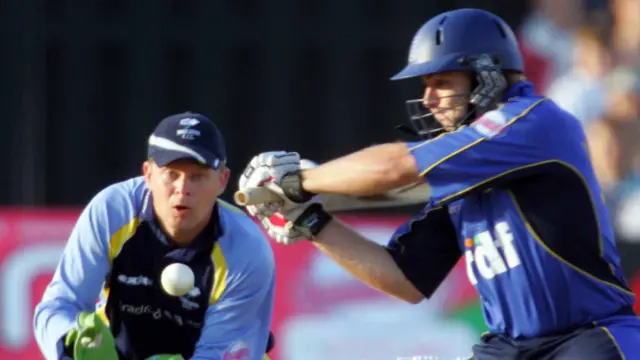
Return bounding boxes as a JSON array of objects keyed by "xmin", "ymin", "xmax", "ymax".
[{"xmin": 0, "ymin": 0, "xmax": 528, "ymax": 206}]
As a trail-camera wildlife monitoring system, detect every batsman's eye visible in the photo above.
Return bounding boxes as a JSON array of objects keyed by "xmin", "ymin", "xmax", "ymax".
[{"xmin": 434, "ymin": 79, "xmax": 448, "ymax": 87}]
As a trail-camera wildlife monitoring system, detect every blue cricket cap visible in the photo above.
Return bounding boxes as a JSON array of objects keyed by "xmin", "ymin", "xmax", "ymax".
[{"xmin": 147, "ymin": 112, "xmax": 226, "ymax": 169}]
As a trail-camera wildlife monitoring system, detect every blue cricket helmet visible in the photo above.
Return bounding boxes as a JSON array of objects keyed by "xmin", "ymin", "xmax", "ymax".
[
  {"xmin": 391, "ymin": 9, "xmax": 524, "ymax": 139},
  {"xmin": 391, "ymin": 8, "xmax": 523, "ymax": 81}
]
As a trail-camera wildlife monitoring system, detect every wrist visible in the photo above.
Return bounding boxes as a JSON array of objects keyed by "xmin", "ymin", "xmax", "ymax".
[
  {"xmin": 280, "ymin": 170, "xmax": 315, "ymax": 203},
  {"xmin": 293, "ymin": 203, "xmax": 333, "ymax": 239}
]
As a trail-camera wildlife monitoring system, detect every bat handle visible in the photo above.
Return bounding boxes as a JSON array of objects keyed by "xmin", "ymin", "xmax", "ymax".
[{"xmin": 234, "ymin": 187, "xmax": 283, "ymax": 206}]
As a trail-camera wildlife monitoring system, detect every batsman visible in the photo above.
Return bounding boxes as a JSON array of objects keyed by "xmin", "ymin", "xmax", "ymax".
[
  {"xmin": 237, "ymin": 8, "xmax": 640, "ymax": 359},
  {"xmin": 34, "ymin": 112, "xmax": 276, "ymax": 360}
]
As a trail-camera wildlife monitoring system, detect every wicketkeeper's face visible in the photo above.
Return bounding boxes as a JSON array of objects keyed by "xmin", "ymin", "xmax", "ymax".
[
  {"xmin": 143, "ymin": 159, "xmax": 230, "ymax": 241},
  {"xmin": 420, "ymin": 71, "xmax": 472, "ymax": 131}
]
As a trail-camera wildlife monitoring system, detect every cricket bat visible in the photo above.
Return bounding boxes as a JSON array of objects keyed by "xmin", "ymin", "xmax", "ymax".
[{"xmin": 234, "ymin": 182, "xmax": 431, "ymax": 212}]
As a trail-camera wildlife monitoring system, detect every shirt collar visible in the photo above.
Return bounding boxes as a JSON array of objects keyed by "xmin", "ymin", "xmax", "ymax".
[{"xmin": 501, "ymin": 81, "xmax": 536, "ymax": 102}]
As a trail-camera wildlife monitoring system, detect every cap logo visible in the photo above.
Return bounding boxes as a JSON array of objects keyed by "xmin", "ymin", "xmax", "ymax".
[{"xmin": 177, "ymin": 117, "xmax": 201, "ymax": 140}]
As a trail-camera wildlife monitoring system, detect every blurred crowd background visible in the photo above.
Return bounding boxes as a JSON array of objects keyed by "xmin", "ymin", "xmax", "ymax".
[
  {"xmin": 522, "ymin": 0, "xmax": 640, "ymax": 291},
  {"xmin": 1, "ymin": 1, "xmax": 639, "ymax": 359}
]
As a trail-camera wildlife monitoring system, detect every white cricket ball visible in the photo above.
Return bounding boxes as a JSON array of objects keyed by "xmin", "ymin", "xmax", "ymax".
[{"xmin": 160, "ymin": 263, "xmax": 195, "ymax": 297}]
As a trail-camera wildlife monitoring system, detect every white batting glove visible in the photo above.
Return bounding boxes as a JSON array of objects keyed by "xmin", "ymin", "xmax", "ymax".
[
  {"xmin": 256, "ymin": 212, "xmax": 309, "ymax": 245},
  {"xmin": 238, "ymin": 152, "xmax": 322, "ymax": 245},
  {"xmin": 238, "ymin": 151, "xmax": 307, "ymax": 217}
]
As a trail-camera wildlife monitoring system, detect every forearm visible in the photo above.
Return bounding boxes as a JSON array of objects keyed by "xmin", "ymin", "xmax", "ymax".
[
  {"xmin": 34, "ymin": 301, "xmax": 77, "ymax": 360},
  {"xmin": 312, "ymin": 218, "xmax": 424, "ymax": 304},
  {"xmin": 301, "ymin": 143, "xmax": 421, "ymax": 196},
  {"xmin": 33, "ymin": 250, "xmax": 108, "ymax": 360}
]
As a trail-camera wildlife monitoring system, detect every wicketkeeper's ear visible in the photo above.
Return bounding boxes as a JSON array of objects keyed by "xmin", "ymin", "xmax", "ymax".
[
  {"xmin": 217, "ymin": 166, "xmax": 231, "ymax": 196},
  {"xmin": 142, "ymin": 160, "xmax": 153, "ymax": 184}
]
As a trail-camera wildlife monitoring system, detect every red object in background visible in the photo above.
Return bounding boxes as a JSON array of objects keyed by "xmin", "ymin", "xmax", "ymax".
[
  {"xmin": 267, "ymin": 214, "xmax": 410, "ymax": 359},
  {"xmin": 630, "ymin": 270, "xmax": 640, "ymax": 314},
  {"xmin": 0, "ymin": 209, "xmax": 81, "ymax": 360},
  {"xmin": 518, "ymin": 39, "xmax": 552, "ymax": 95}
]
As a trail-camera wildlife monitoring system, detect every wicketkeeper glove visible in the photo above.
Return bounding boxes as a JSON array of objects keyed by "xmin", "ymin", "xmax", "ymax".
[
  {"xmin": 64, "ymin": 312, "xmax": 118, "ymax": 360},
  {"xmin": 145, "ymin": 355, "xmax": 184, "ymax": 360}
]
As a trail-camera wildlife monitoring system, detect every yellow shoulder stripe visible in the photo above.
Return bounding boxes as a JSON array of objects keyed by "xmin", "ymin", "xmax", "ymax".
[
  {"xmin": 218, "ymin": 199, "xmax": 244, "ymax": 214},
  {"xmin": 209, "ymin": 242, "xmax": 228, "ymax": 304},
  {"xmin": 108, "ymin": 217, "xmax": 141, "ymax": 263}
]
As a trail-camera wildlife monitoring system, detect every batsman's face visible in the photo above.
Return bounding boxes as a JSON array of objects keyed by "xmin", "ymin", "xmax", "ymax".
[
  {"xmin": 143, "ymin": 159, "xmax": 229, "ymax": 240},
  {"xmin": 421, "ymin": 71, "xmax": 472, "ymax": 130}
]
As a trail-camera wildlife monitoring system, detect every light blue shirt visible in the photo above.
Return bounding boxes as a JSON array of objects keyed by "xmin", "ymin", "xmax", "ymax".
[{"xmin": 33, "ymin": 176, "xmax": 275, "ymax": 360}]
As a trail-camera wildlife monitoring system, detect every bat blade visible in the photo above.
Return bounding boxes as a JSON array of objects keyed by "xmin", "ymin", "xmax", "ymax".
[
  {"xmin": 320, "ymin": 183, "xmax": 430, "ymax": 211},
  {"xmin": 234, "ymin": 183, "xmax": 430, "ymax": 211}
]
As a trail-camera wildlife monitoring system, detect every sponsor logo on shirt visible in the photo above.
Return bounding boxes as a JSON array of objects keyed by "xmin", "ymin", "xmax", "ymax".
[
  {"xmin": 117, "ymin": 274, "xmax": 153, "ymax": 287},
  {"xmin": 179, "ymin": 287, "xmax": 202, "ymax": 310},
  {"xmin": 118, "ymin": 301, "xmax": 202, "ymax": 328},
  {"xmin": 464, "ymin": 221, "xmax": 522, "ymax": 284},
  {"xmin": 471, "ymin": 110, "xmax": 509, "ymax": 138}
]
